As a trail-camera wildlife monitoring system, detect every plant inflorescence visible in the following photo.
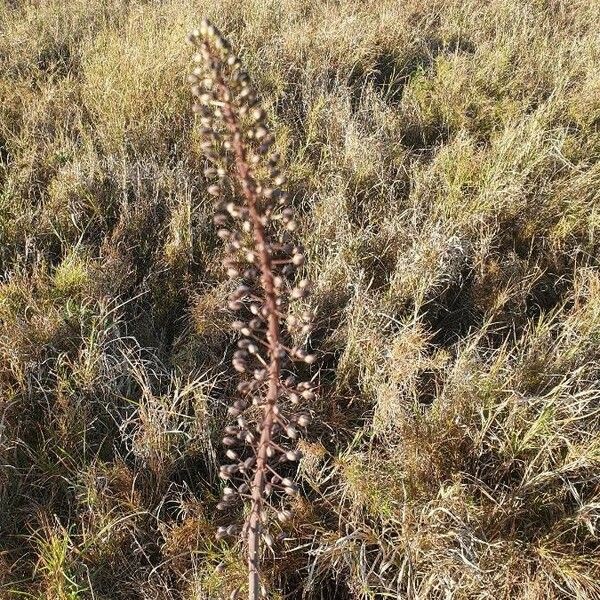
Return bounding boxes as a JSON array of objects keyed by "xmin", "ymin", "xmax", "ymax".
[{"xmin": 187, "ymin": 20, "xmax": 316, "ymax": 599}]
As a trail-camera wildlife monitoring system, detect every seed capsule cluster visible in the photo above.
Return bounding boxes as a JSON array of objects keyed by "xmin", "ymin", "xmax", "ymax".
[{"xmin": 187, "ymin": 20, "xmax": 316, "ymax": 594}]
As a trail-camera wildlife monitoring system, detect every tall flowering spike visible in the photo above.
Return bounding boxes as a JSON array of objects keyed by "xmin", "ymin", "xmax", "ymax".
[{"xmin": 187, "ymin": 20, "xmax": 315, "ymax": 600}]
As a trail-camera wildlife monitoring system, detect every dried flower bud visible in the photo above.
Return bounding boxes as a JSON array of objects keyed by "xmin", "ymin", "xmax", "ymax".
[
  {"xmin": 285, "ymin": 426, "xmax": 298, "ymax": 439},
  {"xmin": 297, "ymin": 414, "xmax": 310, "ymax": 427},
  {"xmin": 277, "ymin": 509, "xmax": 292, "ymax": 523},
  {"xmin": 232, "ymin": 359, "xmax": 247, "ymax": 373},
  {"xmin": 301, "ymin": 389, "xmax": 315, "ymax": 401}
]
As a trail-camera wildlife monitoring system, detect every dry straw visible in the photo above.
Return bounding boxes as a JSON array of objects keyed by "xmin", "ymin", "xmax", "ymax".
[{"xmin": 187, "ymin": 20, "xmax": 316, "ymax": 600}]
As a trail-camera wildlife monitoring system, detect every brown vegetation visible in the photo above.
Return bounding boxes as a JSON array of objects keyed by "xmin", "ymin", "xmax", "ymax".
[{"xmin": 0, "ymin": 1, "xmax": 599, "ymax": 598}]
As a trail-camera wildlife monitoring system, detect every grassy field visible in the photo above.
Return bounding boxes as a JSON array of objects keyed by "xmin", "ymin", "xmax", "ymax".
[{"xmin": 1, "ymin": 0, "xmax": 599, "ymax": 598}]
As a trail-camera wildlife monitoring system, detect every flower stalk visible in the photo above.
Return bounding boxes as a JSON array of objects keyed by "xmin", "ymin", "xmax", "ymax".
[{"xmin": 187, "ymin": 20, "xmax": 315, "ymax": 599}]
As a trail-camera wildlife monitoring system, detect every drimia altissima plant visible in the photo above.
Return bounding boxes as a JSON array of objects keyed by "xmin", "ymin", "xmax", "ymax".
[{"xmin": 187, "ymin": 20, "xmax": 316, "ymax": 600}]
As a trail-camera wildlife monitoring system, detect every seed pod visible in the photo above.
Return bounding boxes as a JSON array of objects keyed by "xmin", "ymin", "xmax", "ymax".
[
  {"xmin": 297, "ymin": 414, "xmax": 310, "ymax": 427},
  {"xmin": 226, "ymin": 202, "xmax": 240, "ymax": 217},
  {"xmin": 277, "ymin": 509, "xmax": 292, "ymax": 523},
  {"xmin": 233, "ymin": 399, "xmax": 247, "ymax": 411},
  {"xmin": 255, "ymin": 126, "xmax": 268, "ymax": 140},
  {"xmin": 285, "ymin": 426, "xmax": 298, "ymax": 439},
  {"xmin": 291, "ymin": 286, "xmax": 306, "ymax": 299},
  {"xmin": 286, "ymin": 450, "xmax": 300, "ymax": 461},
  {"xmin": 250, "ymin": 108, "xmax": 266, "ymax": 122},
  {"xmin": 232, "ymin": 359, "xmax": 246, "ymax": 373}
]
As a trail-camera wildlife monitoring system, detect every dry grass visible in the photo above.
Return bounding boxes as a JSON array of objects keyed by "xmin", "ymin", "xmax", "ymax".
[{"xmin": 0, "ymin": 0, "xmax": 599, "ymax": 598}]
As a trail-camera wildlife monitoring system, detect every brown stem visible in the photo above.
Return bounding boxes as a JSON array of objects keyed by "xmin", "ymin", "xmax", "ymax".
[{"xmin": 216, "ymin": 69, "xmax": 281, "ymax": 600}]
